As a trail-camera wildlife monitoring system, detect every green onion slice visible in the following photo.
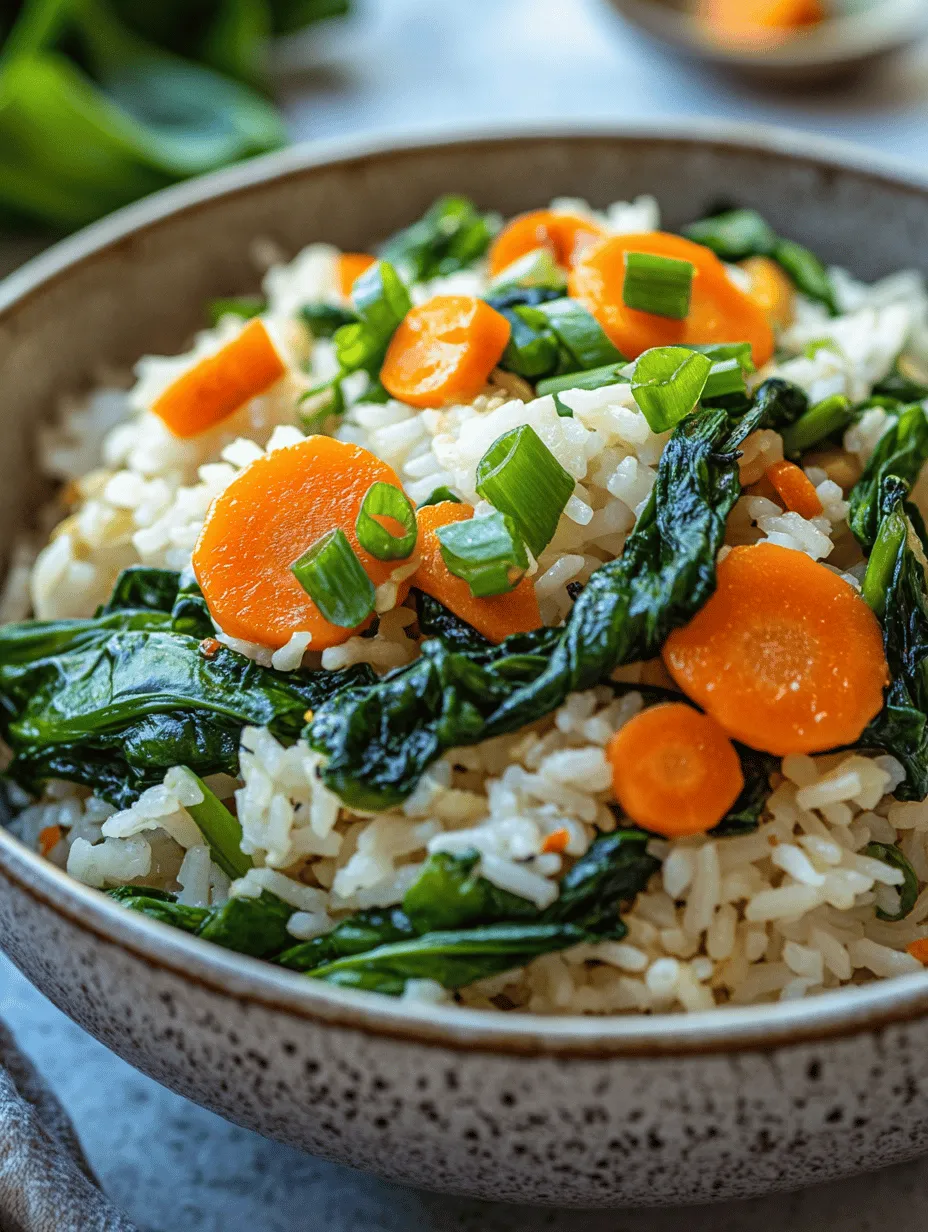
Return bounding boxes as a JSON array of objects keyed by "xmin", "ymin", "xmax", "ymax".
[
  {"xmin": 298, "ymin": 378, "xmax": 345, "ymax": 432},
  {"xmin": 417, "ymin": 486, "xmax": 462, "ymax": 509},
  {"xmin": 299, "ymin": 302, "xmax": 358, "ymax": 339},
  {"xmin": 290, "ymin": 528, "xmax": 375, "ymax": 628},
  {"xmin": 862, "ymin": 503, "xmax": 907, "ymax": 618},
  {"xmin": 622, "ymin": 252, "xmax": 694, "ymax": 320},
  {"xmin": 780, "ymin": 393, "xmax": 853, "ymax": 458},
  {"xmin": 436, "ymin": 510, "xmax": 528, "ymax": 598},
  {"xmin": 627, "ymin": 346, "xmax": 712, "ymax": 432},
  {"xmin": 864, "ymin": 842, "xmax": 919, "ymax": 922},
  {"xmin": 684, "ymin": 341, "xmax": 755, "ymax": 374},
  {"xmin": 527, "ymin": 298, "xmax": 624, "ymax": 369},
  {"xmin": 702, "ymin": 358, "xmax": 747, "ymax": 401},
  {"xmin": 475, "ymin": 424, "xmax": 575, "ymax": 558},
  {"xmin": 536, "ymin": 362, "xmax": 627, "ymax": 397},
  {"xmin": 355, "ymin": 482, "xmax": 417, "ymax": 561},
  {"xmin": 179, "ymin": 767, "xmax": 252, "ymax": 880},
  {"xmin": 683, "ymin": 209, "xmax": 777, "ymax": 261},
  {"xmin": 487, "ymin": 247, "xmax": 567, "ymax": 295}
]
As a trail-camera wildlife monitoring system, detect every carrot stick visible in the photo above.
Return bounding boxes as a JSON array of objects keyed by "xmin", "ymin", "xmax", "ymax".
[
  {"xmin": 38, "ymin": 824, "xmax": 62, "ymax": 858},
  {"xmin": 766, "ymin": 460, "xmax": 823, "ymax": 519},
  {"xmin": 488, "ymin": 209, "xmax": 608, "ymax": 277},
  {"xmin": 741, "ymin": 255, "xmax": 795, "ymax": 329},
  {"xmin": 907, "ymin": 939, "xmax": 928, "ymax": 964},
  {"xmin": 338, "ymin": 252, "xmax": 376, "ymax": 299},
  {"xmin": 568, "ymin": 232, "xmax": 775, "ymax": 367},
  {"xmin": 193, "ymin": 436, "xmax": 414, "ymax": 650},
  {"xmin": 380, "ymin": 296, "xmax": 511, "ymax": 409},
  {"xmin": 607, "ymin": 703, "xmax": 744, "ymax": 837},
  {"xmin": 662, "ymin": 543, "xmax": 888, "ymax": 756},
  {"xmin": 541, "ymin": 827, "xmax": 571, "ymax": 854},
  {"xmin": 151, "ymin": 319, "xmax": 286, "ymax": 439},
  {"xmin": 414, "ymin": 501, "xmax": 541, "ymax": 643}
]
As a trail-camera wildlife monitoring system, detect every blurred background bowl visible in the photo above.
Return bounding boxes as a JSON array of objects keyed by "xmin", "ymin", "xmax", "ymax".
[{"xmin": 609, "ymin": 0, "xmax": 928, "ymax": 85}]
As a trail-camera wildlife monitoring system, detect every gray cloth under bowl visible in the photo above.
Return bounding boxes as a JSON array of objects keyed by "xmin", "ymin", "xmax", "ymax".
[{"xmin": 0, "ymin": 1019, "xmax": 136, "ymax": 1231}]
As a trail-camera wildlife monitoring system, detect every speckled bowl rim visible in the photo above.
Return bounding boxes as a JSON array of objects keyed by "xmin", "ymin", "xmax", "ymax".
[{"xmin": 5, "ymin": 119, "xmax": 928, "ymax": 1059}]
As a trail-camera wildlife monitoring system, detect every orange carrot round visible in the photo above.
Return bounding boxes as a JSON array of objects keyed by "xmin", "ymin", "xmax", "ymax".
[
  {"xmin": 741, "ymin": 255, "xmax": 795, "ymax": 330},
  {"xmin": 488, "ymin": 209, "xmax": 608, "ymax": 277},
  {"xmin": 193, "ymin": 436, "xmax": 413, "ymax": 650},
  {"xmin": 151, "ymin": 319, "xmax": 286, "ymax": 440},
  {"xmin": 414, "ymin": 501, "xmax": 541, "ymax": 643},
  {"xmin": 568, "ymin": 232, "xmax": 775, "ymax": 367},
  {"xmin": 380, "ymin": 296, "xmax": 511, "ymax": 409},
  {"xmin": 766, "ymin": 460, "xmax": 823, "ymax": 519},
  {"xmin": 662, "ymin": 543, "xmax": 888, "ymax": 756},
  {"xmin": 607, "ymin": 703, "xmax": 744, "ymax": 837},
  {"xmin": 338, "ymin": 252, "xmax": 376, "ymax": 299},
  {"xmin": 907, "ymin": 939, "xmax": 928, "ymax": 965},
  {"xmin": 38, "ymin": 824, "xmax": 62, "ymax": 858}
]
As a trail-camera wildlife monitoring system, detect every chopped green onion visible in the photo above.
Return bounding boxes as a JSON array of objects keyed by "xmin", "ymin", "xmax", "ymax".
[
  {"xmin": 487, "ymin": 247, "xmax": 567, "ymax": 295},
  {"xmin": 803, "ymin": 337, "xmax": 839, "ymax": 360},
  {"xmin": 178, "ymin": 767, "xmax": 252, "ymax": 880},
  {"xmin": 417, "ymin": 486, "xmax": 462, "ymax": 509},
  {"xmin": 378, "ymin": 195, "xmax": 501, "ymax": 283},
  {"xmin": 299, "ymin": 302, "xmax": 358, "ymax": 339},
  {"xmin": 298, "ymin": 378, "xmax": 344, "ymax": 432},
  {"xmin": 536, "ymin": 362, "xmax": 627, "ymax": 397},
  {"xmin": 355, "ymin": 482, "xmax": 417, "ymax": 561},
  {"xmin": 208, "ymin": 296, "xmax": 266, "ymax": 327},
  {"xmin": 436, "ymin": 511, "xmax": 528, "ymax": 598},
  {"xmin": 862, "ymin": 503, "xmax": 906, "ymax": 618},
  {"xmin": 683, "ymin": 209, "xmax": 777, "ymax": 260},
  {"xmin": 333, "ymin": 260, "xmax": 410, "ymax": 375},
  {"xmin": 528, "ymin": 298, "xmax": 625, "ymax": 369},
  {"xmin": 702, "ymin": 358, "xmax": 746, "ymax": 401},
  {"xmin": 628, "ymin": 347, "xmax": 712, "ymax": 432},
  {"xmin": 290, "ymin": 529, "xmax": 375, "ymax": 628},
  {"xmin": 780, "ymin": 393, "xmax": 853, "ymax": 458},
  {"xmin": 475, "ymin": 425, "xmax": 575, "ymax": 558},
  {"xmin": 622, "ymin": 252, "xmax": 694, "ymax": 320},
  {"xmin": 684, "ymin": 341, "xmax": 755, "ymax": 374},
  {"xmin": 773, "ymin": 239, "xmax": 839, "ymax": 316}
]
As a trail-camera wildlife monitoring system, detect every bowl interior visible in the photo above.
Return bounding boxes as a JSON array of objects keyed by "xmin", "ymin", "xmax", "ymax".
[{"xmin": 4, "ymin": 123, "xmax": 928, "ymax": 1052}]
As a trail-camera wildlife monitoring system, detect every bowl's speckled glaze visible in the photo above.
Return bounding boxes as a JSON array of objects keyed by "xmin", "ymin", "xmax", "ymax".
[{"xmin": 4, "ymin": 124, "xmax": 928, "ymax": 1207}]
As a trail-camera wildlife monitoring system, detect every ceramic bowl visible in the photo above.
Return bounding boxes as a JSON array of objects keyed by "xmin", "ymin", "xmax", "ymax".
[
  {"xmin": 4, "ymin": 123, "xmax": 928, "ymax": 1209},
  {"xmin": 608, "ymin": 0, "xmax": 928, "ymax": 86}
]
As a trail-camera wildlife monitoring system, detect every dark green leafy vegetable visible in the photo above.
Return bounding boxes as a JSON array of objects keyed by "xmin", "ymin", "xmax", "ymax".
[
  {"xmin": 864, "ymin": 841, "xmax": 919, "ymax": 922},
  {"xmin": 683, "ymin": 208, "xmax": 839, "ymax": 315},
  {"xmin": 310, "ymin": 401, "xmax": 765, "ymax": 809},
  {"xmin": 107, "ymin": 889, "xmax": 210, "ymax": 932},
  {"xmin": 197, "ymin": 890, "xmax": 293, "ymax": 957},
  {"xmin": 849, "ymin": 402, "xmax": 928, "ymax": 549},
  {"xmin": 277, "ymin": 908, "xmax": 417, "ymax": 972},
  {"xmin": 522, "ymin": 298, "xmax": 624, "ymax": 371},
  {"xmin": 298, "ymin": 302, "xmax": 357, "ymax": 339},
  {"xmin": 859, "ymin": 477, "xmax": 928, "ymax": 800},
  {"xmin": 0, "ymin": 568, "xmax": 375, "ymax": 806},
  {"xmin": 873, "ymin": 363, "xmax": 928, "ymax": 404},
  {"xmin": 711, "ymin": 747, "xmax": 779, "ymax": 837},
  {"xmin": 402, "ymin": 850, "xmax": 539, "ymax": 934},
  {"xmin": 377, "ymin": 195, "xmax": 501, "ymax": 284}
]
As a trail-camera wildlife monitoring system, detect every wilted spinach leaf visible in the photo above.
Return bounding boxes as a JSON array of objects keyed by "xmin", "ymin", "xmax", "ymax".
[{"xmin": 863, "ymin": 841, "xmax": 919, "ymax": 922}]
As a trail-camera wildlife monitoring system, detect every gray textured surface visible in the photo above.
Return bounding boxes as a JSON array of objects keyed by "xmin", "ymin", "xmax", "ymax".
[{"xmin": 8, "ymin": 0, "xmax": 928, "ymax": 1226}]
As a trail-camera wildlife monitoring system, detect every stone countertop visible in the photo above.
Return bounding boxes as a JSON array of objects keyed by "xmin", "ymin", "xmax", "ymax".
[{"xmin": 8, "ymin": 0, "xmax": 928, "ymax": 1227}]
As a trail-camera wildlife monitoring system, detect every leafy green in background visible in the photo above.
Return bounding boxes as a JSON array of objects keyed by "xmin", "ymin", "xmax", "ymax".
[{"xmin": 0, "ymin": 0, "xmax": 349, "ymax": 230}]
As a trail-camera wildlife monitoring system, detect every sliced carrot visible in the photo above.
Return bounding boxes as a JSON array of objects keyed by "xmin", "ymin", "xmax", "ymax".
[
  {"xmin": 414, "ymin": 501, "xmax": 541, "ymax": 644},
  {"xmin": 741, "ymin": 255, "xmax": 795, "ymax": 330},
  {"xmin": 697, "ymin": 0, "xmax": 825, "ymax": 47},
  {"xmin": 907, "ymin": 939, "xmax": 928, "ymax": 965},
  {"xmin": 662, "ymin": 543, "xmax": 888, "ymax": 756},
  {"xmin": 151, "ymin": 319, "xmax": 286, "ymax": 439},
  {"xmin": 338, "ymin": 252, "xmax": 376, "ymax": 299},
  {"xmin": 39, "ymin": 824, "xmax": 62, "ymax": 858},
  {"xmin": 607, "ymin": 703, "xmax": 744, "ymax": 838},
  {"xmin": 380, "ymin": 296, "xmax": 511, "ymax": 409},
  {"xmin": 541, "ymin": 827, "xmax": 570, "ymax": 855},
  {"xmin": 488, "ymin": 209, "xmax": 608, "ymax": 277},
  {"xmin": 193, "ymin": 436, "xmax": 414, "ymax": 650},
  {"xmin": 568, "ymin": 232, "xmax": 775, "ymax": 367},
  {"xmin": 766, "ymin": 460, "xmax": 823, "ymax": 519}
]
